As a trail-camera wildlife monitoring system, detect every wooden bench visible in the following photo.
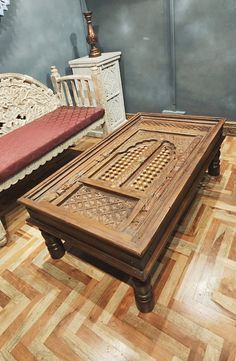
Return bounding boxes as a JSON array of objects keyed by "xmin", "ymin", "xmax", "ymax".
[{"xmin": 0, "ymin": 67, "xmax": 110, "ymax": 246}]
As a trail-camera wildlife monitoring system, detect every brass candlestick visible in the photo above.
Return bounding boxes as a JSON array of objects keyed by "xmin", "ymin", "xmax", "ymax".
[{"xmin": 83, "ymin": 11, "xmax": 101, "ymax": 58}]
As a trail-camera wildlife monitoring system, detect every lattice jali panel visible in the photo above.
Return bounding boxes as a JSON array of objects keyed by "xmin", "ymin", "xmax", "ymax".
[
  {"xmin": 97, "ymin": 140, "xmax": 176, "ymax": 193},
  {"xmin": 60, "ymin": 185, "xmax": 137, "ymax": 229},
  {"xmin": 98, "ymin": 141, "xmax": 156, "ymax": 187},
  {"xmin": 130, "ymin": 146, "xmax": 173, "ymax": 191}
]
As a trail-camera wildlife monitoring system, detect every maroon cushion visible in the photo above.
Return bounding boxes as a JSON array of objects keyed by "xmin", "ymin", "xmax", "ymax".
[{"xmin": 0, "ymin": 106, "xmax": 105, "ymax": 183}]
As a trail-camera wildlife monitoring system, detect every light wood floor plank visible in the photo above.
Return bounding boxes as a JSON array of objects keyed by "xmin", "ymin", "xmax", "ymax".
[{"xmin": 1, "ymin": 135, "xmax": 236, "ymax": 360}]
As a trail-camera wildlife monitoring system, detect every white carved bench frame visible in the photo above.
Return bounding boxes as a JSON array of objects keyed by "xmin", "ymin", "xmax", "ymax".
[{"xmin": 0, "ymin": 68, "xmax": 109, "ymax": 246}]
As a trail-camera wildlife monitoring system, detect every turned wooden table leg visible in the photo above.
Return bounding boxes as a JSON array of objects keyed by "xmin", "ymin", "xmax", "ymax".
[
  {"xmin": 132, "ymin": 276, "xmax": 155, "ymax": 313},
  {"xmin": 0, "ymin": 219, "xmax": 7, "ymax": 247},
  {"xmin": 208, "ymin": 150, "xmax": 221, "ymax": 176},
  {"xmin": 41, "ymin": 231, "xmax": 65, "ymax": 259}
]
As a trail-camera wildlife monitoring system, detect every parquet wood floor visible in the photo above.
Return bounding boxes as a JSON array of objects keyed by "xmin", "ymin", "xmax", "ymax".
[{"xmin": 0, "ymin": 136, "xmax": 236, "ymax": 361}]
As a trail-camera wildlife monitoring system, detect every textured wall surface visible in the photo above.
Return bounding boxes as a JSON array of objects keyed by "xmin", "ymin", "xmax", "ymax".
[
  {"xmin": 86, "ymin": 0, "xmax": 171, "ymax": 113},
  {"xmin": 175, "ymin": 0, "xmax": 236, "ymax": 119},
  {"xmin": 87, "ymin": 0, "xmax": 236, "ymax": 119},
  {"xmin": 1, "ymin": 1, "xmax": 236, "ymax": 119},
  {"xmin": 0, "ymin": 0, "xmax": 88, "ymax": 86}
]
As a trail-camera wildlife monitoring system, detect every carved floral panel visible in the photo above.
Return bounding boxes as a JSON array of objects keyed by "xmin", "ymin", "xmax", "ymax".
[{"xmin": 0, "ymin": 75, "xmax": 59, "ymax": 135}]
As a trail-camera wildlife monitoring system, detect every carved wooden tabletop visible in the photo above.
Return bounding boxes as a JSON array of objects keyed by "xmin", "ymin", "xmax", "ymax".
[{"xmin": 19, "ymin": 113, "xmax": 225, "ymax": 312}]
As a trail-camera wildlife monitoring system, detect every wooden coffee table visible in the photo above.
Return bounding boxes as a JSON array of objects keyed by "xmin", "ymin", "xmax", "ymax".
[{"xmin": 19, "ymin": 113, "xmax": 225, "ymax": 312}]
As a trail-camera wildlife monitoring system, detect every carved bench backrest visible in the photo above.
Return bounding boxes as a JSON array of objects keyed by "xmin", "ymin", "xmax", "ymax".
[{"xmin": 0, "ymin": 73, "xmax": 59, "ymax": 136}]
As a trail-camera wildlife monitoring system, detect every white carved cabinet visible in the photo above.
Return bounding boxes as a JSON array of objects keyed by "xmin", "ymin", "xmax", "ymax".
[{"xmin": 69, "ymin": 52, "xmax": 126, "ymax": 132}]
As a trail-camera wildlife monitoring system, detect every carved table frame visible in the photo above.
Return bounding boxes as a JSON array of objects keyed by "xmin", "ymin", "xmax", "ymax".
[{"xmin": 19, "ymin": 113, "xmax": 225, "ymax": 312}]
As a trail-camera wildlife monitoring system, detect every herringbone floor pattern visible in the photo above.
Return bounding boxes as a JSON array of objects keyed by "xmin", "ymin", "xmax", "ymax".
[{"xmin": 0, "ymin": 136, "xmax": 236, "ymax": 361}]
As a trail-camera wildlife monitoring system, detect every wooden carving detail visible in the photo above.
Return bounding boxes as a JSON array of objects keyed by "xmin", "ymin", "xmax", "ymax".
[
  {"xmin": 141, "ymin": 119, "xmax": 211, "ymax": 133},
  {"xmin": 30, "ymin": 121, "xmax": 207, "ymax": 235},
  {"xmin": 107, "ymin": 95, "xmax": 124, "ymax": 129},
  {"xmin": 0, "ymin": 74, "xmax": 59, "ymax": 135},
  {"xmin": 60, "ymin": 185, "xmax": 137, "ymax": 229},
  {"xmin": 129, "ymin": 142, "xmax": 175, "ymax": 191},
  {"xmin": 102, "ymin": 63, "xmax": 119, "ymax": 99},
  {"xmin": 40, "ymin": 174, "xmax": 82, "ymax": 202},
  {"xmin": 0, "ymin": 0, "xmax": 10, "ymax": 16},
  {"xmin": 98, "ymin": 141, "xmax": 154, "ymax": 187},
  {"xmin": 98, "ymin": 140, "xmax": 176, "ymax": 192},
  {"xmin": 18, "ymin": 112, "xmax": 225, "ymax": 313}
]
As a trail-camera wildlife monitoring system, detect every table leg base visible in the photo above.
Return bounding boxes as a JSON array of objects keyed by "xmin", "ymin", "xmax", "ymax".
[
  {"xmin": 133, "ymin": 277, "xmax": 155, "ymax": 313},
  {"xmin": 208, "ymin": 150, "xmax": 220, "ymax": 176},
  {"xmin": 41, "ymin": 231, "xmax": 65, "ymax": 259},
  {"xmin": 0, "ymin": 220, "xmax": 7, "ymax": 247},
  {"xmin": 0, "ymin": 235, "xmax": 7, "ymax": 247}
]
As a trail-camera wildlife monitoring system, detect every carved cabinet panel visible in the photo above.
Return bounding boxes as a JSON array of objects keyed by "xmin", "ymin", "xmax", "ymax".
[{"xmin": 69, "ymin": 52, "xmax": 126, "ymax": 132}]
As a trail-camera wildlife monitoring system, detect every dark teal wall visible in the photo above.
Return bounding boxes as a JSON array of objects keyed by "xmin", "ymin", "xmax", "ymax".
[
  {"xmin": 86, "ymin": 0, "xmax": 171, "ymax": 114},
  {"xmin": 175, "ymin": 0, "xmax": 236, "ymax": 118},
  {"xmin": 0, "ymin": 0, "xmax": 88, "ymax": 86},
  {"xmin": 86, "ymin": 0, "xmax": 236, "ymax": 120},
  {"xmin": 2, "ymin": 1, "xmax": 236, "ymax": 119}
]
